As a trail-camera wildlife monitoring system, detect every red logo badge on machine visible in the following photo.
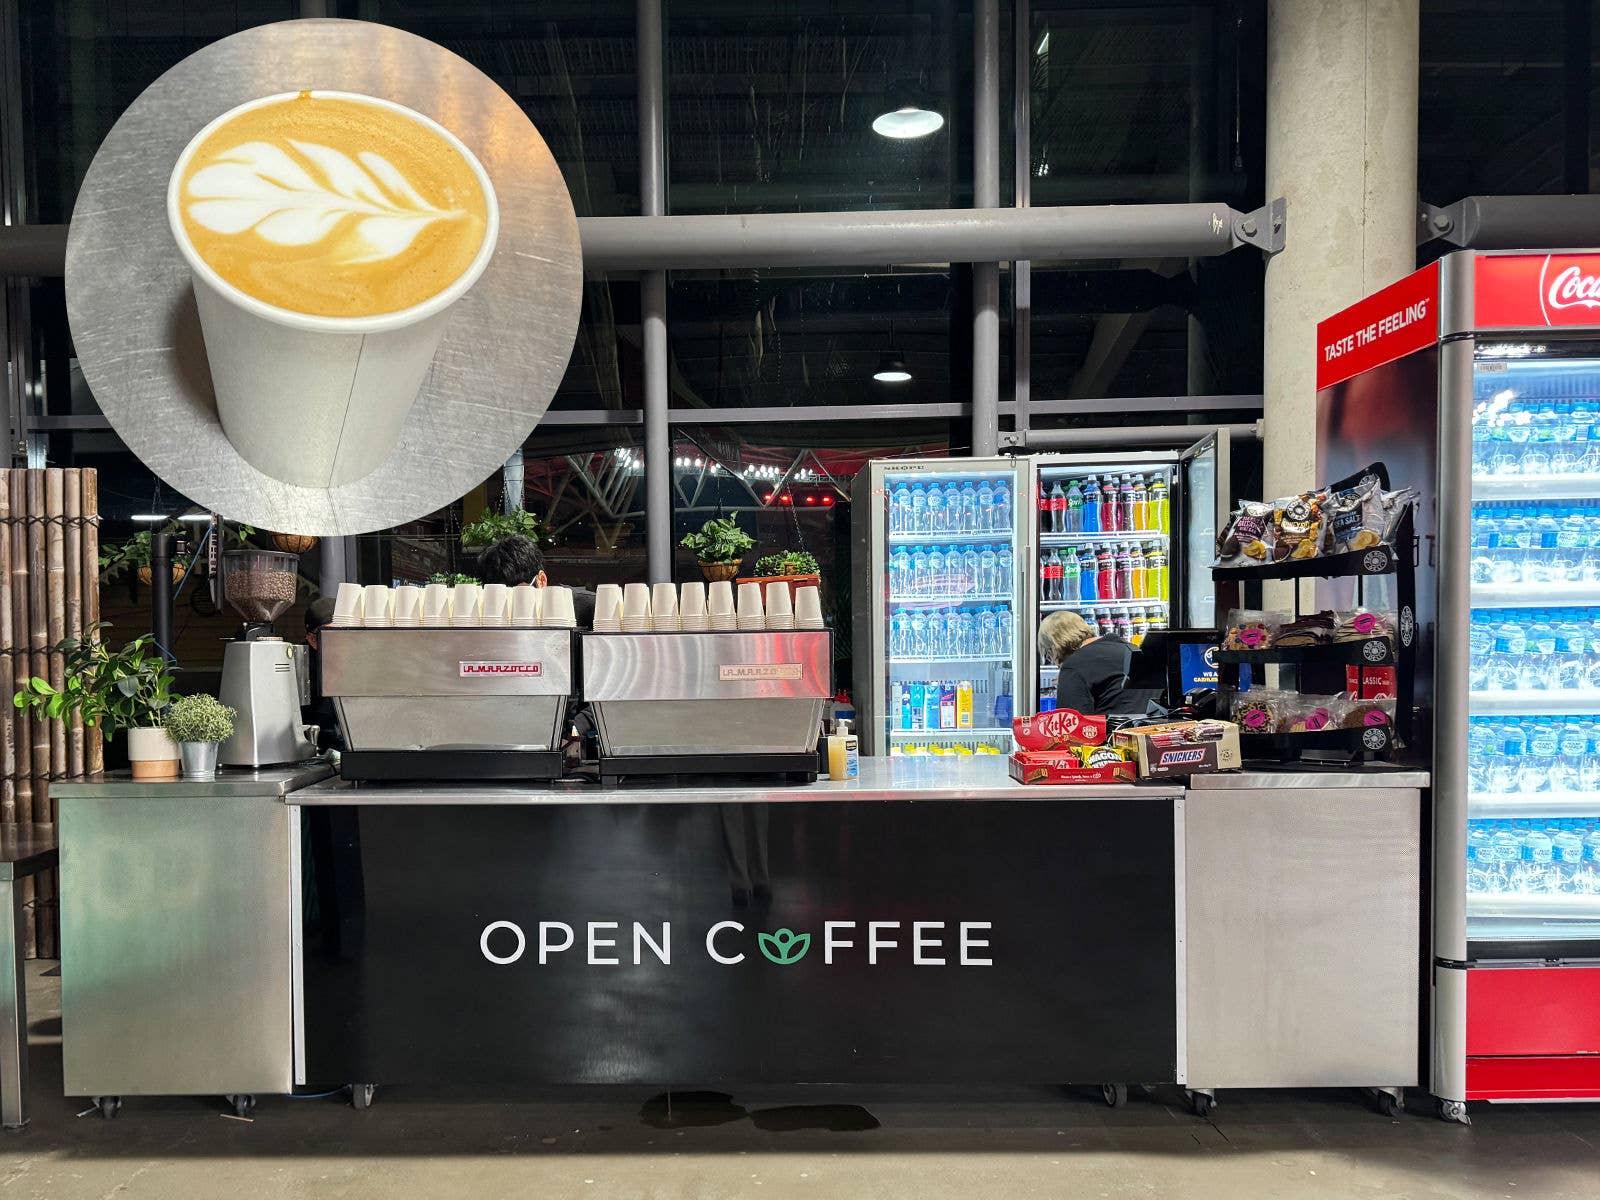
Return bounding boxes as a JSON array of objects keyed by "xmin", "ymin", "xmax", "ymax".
[
  {"xmin": 459, "ymin": 661, "xmax": 543, "ymax": 677},
  {"xmin": 1475, "ymin": 253, "xmax": 1600, "ymax": 328}
]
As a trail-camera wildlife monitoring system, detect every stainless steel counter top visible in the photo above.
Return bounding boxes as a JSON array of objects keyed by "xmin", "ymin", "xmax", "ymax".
[
  {"xmin": 1186, "ymin": 764, "xmax": 1430, "ymax": 790},
  {"xmin": 53, "ymin": 760, "xmax": 335, "ymax": 799},
  {"xmin": 289, "ymin": 755, "xmax": 1185, "ymax": 806}
]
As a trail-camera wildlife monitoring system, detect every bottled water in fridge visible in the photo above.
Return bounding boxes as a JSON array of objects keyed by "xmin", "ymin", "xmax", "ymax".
[
  {"xmin": 978, "ymin": 546, "xmax": 998, "ymax": 595},
  {"xmin": 1521, "ymin": 613, "xmax": 1555, "ymax": 689},
  {"xmin": 1489, "ymin": 617, "xmax": 1524, "ymax": 690},
  {"xmin": 890, "ymin": 483, "xmax": 911, "ymax": 533},
  {"xmin": 958, "ymin": 482, "xmax": 978, "ymax": 533},
  {"xmin": 998, "ymin": 546, "xmax": 1013, "ymax": 595},
  {"xmin": 910, "ymin": 484, "xmax": 927, "ymax": 533},
  {"xmin": 976, "ymin": 480, "xmax": 996, "ymax": 532},
  {"xmin": 1521, "ymin": 720, "xmax": 1560, "ymax": 793}
]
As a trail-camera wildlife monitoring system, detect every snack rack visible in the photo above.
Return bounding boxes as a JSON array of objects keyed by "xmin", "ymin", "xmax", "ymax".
[{"xmin": 1212, "ymin": 463, "xmax": 1418, "ymax": 760}]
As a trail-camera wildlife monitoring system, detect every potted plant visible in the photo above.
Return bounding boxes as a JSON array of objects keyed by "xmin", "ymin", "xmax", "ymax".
[
  {"xmin": 461, "ymin": 508, "xmax": 553, "ymax": 549},
  {"xmin": 428, "ymin": 571, "xmax": 480, "ymax": 586},
  {"xmin": 13, "ymin": 627, "xmax": 180, "ymax": 779},
  {"xmin": 681, "ymin": 516, "xmax": 756, "ymax": 582},
  {"xmin": 750, "ymin": 549, "xmax": 822, "ymax": 600},
  {"xmin": 100, "ymin": 531, "xmax": 187, "ymax": 587},
  {"xmin": 269, "ymin": 532, "xmax": 318, "ymax": 555},
  {"xmin": 162, "ymin": 694, "xmax": 236, "ymax": 782}
]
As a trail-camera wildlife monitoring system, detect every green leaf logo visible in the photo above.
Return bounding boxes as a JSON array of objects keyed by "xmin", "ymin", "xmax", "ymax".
[{"xmin": 758, "ymin": 928, "xmax": 811, "ymax": 965}]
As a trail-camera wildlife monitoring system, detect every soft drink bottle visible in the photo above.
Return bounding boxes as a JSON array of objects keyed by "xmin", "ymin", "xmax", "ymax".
[
  {"xmin": 1065, "ymin": 479, "xmax": 1084, "ymax": 533},
  {"xmin": 1119, "ymin": 477, "xmax": 1137, "ymax": 533},
  {"xmin": 1082, "ymin": 478, "xmax": 1101, "ymax": 534},
  {"xmin": 1149, "ymin": 478, "xmax": 1169, "ymax": 532},
  {"xmin": 1101, "ymin": 478, "xmax": 1119, "ymax": 533},
  {"xmin": 1037, "ymin": 481, "xmax": 1052, "ymax": 534},
  {"xmin": 993, "ymin": 478, "xmax": 1012, "ymax": 532},
  {"xmin": 1113, "ymin": 608, "xmax": 1133, "ymax": 642},
  {"xmin": 1131, "ymin": 475, "xmax": 1148, "ymax": 530},
  {"xmin": 976, "ymin": 479, "xmax": 996, "ymax": 532},
  {"xmin": 1039, "ymin": 549, "xmax": 1055, "ymax": 603},
  {"xmin": 1080, "ymin": 547, "xmax": 1098, "ymax": 602},
  {"xmin": 1130, "ymin": 608, "xmax": 1149, "ymax": 646},
  {"xmin": 1048, "ymin": 481, "xmax": 1068, "ymax": 534},
  {"xmin": 1146, "ymin": 544, "xmax": 1167, "ymax": 601},
  {"xmin": 1097, "ymin": 546, "xmax": 1116, "ymax": 601},
  {"xmin": 1128, "ymin": 544, "xmax": 1146, "ymax": 598},
  {"xmin": 1114, "ymin": 544, "xmax": 1133, "ymax": 600},
  {"xmin": 1063, "ymin": 551, "xmax": 1080, "ymax": 603},
  {"xmin": 1096, "ymin": 608, "xmax": 1115, "ymax": 639}
]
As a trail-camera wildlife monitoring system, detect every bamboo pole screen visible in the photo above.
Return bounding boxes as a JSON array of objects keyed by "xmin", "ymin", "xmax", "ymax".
[{"xmin": 1, "ymin": 468, "xmax": 99, "ymax": 957}]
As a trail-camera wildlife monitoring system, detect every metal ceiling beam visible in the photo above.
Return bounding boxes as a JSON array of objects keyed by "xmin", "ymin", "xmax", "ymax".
[{"xmin": 1418, "ymin": 193, "xmax": 1600, "ymax": 249}]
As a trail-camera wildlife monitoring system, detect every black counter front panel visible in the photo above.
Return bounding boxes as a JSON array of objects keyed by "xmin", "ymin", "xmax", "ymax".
[{"xmin": 301, "ymin": 797, "xmax": 1177, "ymax": 1086}]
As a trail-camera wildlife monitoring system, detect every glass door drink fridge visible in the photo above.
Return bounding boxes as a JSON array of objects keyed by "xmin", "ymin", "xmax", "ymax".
[
  {"xmin": 851, "ymin": 458, "xmax": 1030, "ymax": 758},
  {"xmin": 1028, "ymin": 439, "xmax": 1228, "ymax": 709},
  {"xmin": 1316, "ymin": 251, "xmax": 1600, "ymax": 1120}
]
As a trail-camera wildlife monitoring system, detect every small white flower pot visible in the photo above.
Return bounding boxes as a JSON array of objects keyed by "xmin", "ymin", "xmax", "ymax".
[{"xmin": 127, "ymin": 726, "xmax": 180, "ymax": 781}]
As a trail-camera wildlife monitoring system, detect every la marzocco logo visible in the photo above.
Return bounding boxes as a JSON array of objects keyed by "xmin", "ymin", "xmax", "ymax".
[
  {"xmin": 1543, "ymin": 258, "xmax": 1600, "ymax": 317},
  {"xmin": 1158, "ymin": 748, "xmax": 1207, "ymax": 766},
  {"xmin": 459, "ymin": 660, "xmax": 542, "ymax": 677},
  {"xmin": 477, "ymin": 919, "xmax": 994, "ymax": 968}
]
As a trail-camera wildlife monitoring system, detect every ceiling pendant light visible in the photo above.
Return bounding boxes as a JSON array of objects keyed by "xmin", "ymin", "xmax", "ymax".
[
  {"xmin": 874, "ymin": 355, "xmax": 912, "ymax": 384},
  {"xmin": 872, "ymin": 81, "xmax": 944, "ymax": 140}
]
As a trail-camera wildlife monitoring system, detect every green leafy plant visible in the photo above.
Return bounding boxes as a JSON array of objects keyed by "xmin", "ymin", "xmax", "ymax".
[
  {"xmin": 162, "ymin": 694, "xmax": 236, "ymax": 744},
  {"xmin": 680, "ymin": 516, "xmax": 755, "ymax": 564},
  {"xmin": 461, "ymin": 509, "xmax": 552, "ymax": 549},
  {"xmin": 12, "ymin": 627, "xmax": 177, "ymax": 739},
  {"xmin": 428, "ymin": 571, "xmax": 480, "ymax": 586},
  {"xmin": 753, "ymin": 550, "xmax": 820, "ymax": 577},
  {"xmin": 99, "ymin": 530, "xmax": 158, "ymax": 580}
]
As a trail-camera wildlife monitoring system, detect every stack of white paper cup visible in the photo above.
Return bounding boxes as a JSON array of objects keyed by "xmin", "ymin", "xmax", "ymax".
[
  {"xmin": 707, "ymin": 580, "xmax": 736, "ymax": 631},
  {"xmin": 736, "ymin": 581, "xmax": 766, "ymax": 631},
  {"xmin": 362, "ymin": 584, "xmax": 393, "ymax": 627},
  {"xmin": 651, "ymin": 582, "xmax": 680, "ymax": 632},
  {"xmin": 333, "ymin": 582, "xmax": 364, "ymax": 626},
  {"xmin": 679, "ymin": 582, "xmax": 708, "ymax": 632},
  {"xmin": 765, "ymin": 581, "xmax": 794, "ymax": 630},
  {"xmin": 480, "ymin": 583, "xmax": 510, "ymax": 626},
  {"xmin": 621, "ymin": 582, "xmax": 653, "ymax": 632},
  {"xmin": 542, "ymin": 585, "xmax": 577, "ymax": 629},
  {"xmin": 421, "ymin": 583, "xmax": 452, "ymax": 626},
  {"xmin": 392, "ymin": 584, "xmax": 423, "ymax": 627},
  {"xmin": 795, "ymin": 584, "xmax": 824, "ymax": 630},
  {"xmin": 452, "ymin": 583, "xmax": 483, "ymax": 626},
  {"xmin": 510, "ymin": 584, "xmax": 540, "ymax": 625},
  {"xmin": 593, "ymin": 584, "xmax": 623, "ymax": 632}
]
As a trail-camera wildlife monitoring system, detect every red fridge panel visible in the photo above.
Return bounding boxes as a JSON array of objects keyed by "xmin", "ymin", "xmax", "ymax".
[
  {"xmin": 1466, "ymin": 967, "xmax": 1600, "ymax": 1058},
  {"xmin": 1467, "ymin": 1056, "xmax": 1600, "ymax": 1101}
]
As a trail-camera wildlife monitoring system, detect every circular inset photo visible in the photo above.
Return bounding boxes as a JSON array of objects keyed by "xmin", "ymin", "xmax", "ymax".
[{"xmin": 65, "ymin": 19, "xmax": 582, "ymax": 536}]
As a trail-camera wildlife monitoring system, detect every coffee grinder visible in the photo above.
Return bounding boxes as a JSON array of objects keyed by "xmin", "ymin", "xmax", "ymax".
[{"xmin": 217, "ymin": 549, "xmax": 318, "ymax": 767}]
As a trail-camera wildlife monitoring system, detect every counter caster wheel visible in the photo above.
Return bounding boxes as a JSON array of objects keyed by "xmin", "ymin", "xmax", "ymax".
[
  {"xmin": 1376, "ymin": 1091, "xmax": 1403, "ymax": 1119},
  {"xmin": 225, "ymin": 1094, "xmax": 256, "ymax": 1118},
  {"xmin": 1189, "ymin": 1090, "xmax": 1216, "ymax": 1118},
  {"xmin": 94, "ymin": 1096, "xmax": 121, "ymax": 1120},
  {"xmin": 1101, "ymin": 1083, "xmax": 1128, "ymax": 1109},
  {"xmin": 351, "ymin": 1084, "xmax": 376, "ymax": 1110},
  {"xmin": 1436, "ymin": 1099, "xmax": 1470, "ymax": 1125}
]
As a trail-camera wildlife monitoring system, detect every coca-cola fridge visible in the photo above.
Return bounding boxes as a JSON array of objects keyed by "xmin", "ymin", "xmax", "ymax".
[
  {"xmin": 1028, "ymin": 439, "xmax": 1229, "ymax": 708},
  {"xmin": 1316, "ymin": 250, "xmax": 1600, "ymax": 1120}
]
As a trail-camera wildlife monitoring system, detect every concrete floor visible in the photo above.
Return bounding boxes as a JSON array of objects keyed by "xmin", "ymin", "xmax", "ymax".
[{"xmin": 5, "ymin": 965, "xmax": 1600, "ymax": 1200}]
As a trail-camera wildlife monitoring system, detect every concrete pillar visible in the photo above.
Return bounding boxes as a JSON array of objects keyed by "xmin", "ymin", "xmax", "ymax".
[{"xmin": 1262, "ymin": 0, "xmax": 1418, "ymax": 502}]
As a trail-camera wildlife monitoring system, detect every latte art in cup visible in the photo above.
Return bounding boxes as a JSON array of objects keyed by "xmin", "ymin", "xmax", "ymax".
[{"xmin": 177, "ymin": 92, "xmax": 489, "ymax": 318}]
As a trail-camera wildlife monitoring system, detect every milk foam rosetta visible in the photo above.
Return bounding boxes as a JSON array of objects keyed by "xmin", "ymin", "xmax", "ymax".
[{"xmin": 178, "ymin": 93, "xmax": 489, "ymax": 318}]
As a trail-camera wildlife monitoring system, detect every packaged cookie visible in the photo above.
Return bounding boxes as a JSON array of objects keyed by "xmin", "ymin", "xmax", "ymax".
[
  {"xmin": 1341, "ymin": 694, "xmax": 1396, "ymax": 730},
  {"xmin": 1216, "ymin": 501, "xmax": 1276, "ymax": 567},
  {"xmin": 1285, "ymin": 693, "xmax": 1348, "ymax": 733},
  {"xmin": 1274, "ymin": 612, "xmax": 1337, "ymax": 646},
  {"xmin": 1329, "ymin": 609, "xmax": 1395, "ymax": 645},
  {"xmin": 1223, "ymin": 608, "xmax": 1288, "ymax": 650},
  {"xmin": 1231, "ymin": 688, "xmax": 1288, "ymax": 734}
]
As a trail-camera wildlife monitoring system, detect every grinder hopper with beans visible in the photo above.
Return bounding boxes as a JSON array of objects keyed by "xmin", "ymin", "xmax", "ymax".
[{"xmin": 217, "ymin": 549, "xmax": 319, "ymax": 767}]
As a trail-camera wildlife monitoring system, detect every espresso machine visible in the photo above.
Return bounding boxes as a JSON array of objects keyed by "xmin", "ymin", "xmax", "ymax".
[{"xmin": 217, "ymin": 550, "xmax": 318, "ymax": 767}]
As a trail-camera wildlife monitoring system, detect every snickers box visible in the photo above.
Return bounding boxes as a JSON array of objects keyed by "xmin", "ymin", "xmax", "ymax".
[
  {"xmin": 1011, "ymin": 707, "xmax": 1108, "ymax": 750},
  {"xmin": 1009, "ymin": 745, "xmax": 1136, "ymax": 786},
  {"xmin": 1111, "ymin": 720, "xmax": 1242, "ymax": 779}
]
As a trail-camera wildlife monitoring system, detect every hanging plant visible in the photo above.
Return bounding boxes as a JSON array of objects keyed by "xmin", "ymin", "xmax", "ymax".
[{"xmin": 461, "ymin": 508, "xmax": 553, "ymax": 549}]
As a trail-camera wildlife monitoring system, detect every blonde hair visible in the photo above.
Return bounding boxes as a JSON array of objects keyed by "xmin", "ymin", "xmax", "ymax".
[{"xmin": 1039, "ymin": 610, "xmax": 1094, "ymax": 665}]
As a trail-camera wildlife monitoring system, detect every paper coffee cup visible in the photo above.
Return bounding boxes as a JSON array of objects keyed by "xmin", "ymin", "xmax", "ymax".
[
  {"xmin": 510, "ymin": 584, "xmax": 540, "ymax": 625},
  {"xmin": 333, "ymin": 581, "xmax": 364, "ymax": 626},
  {"xmin": 452, "ymin": 583, "xmax": 482, "ymax": 626},
  {"xmin": 481, "ymin": 583, "xmax": 510, "ymax": 625},
  {"xmin": 593, "ymin": 584, "xmax": 623, "ymax": 631},
  {"xmin": 622, "ymin": 583, "xmax": 652, "ymax": 626},
  {"xmin": 166, "ymin": 91, "xmax": 500, "ymax": 489},
  {"xmin": 679, "ymin": 581, "xmax": 707, "ymax": 619},
  {"xmin": 421, "ymin": 583, "xmax": 451, "ymax": 625},
  {"xmin": 795, "ymin": 584, "xmax": 824, "ymax": 630},
  {"xmin": 765, "ymin": 581, "xmax": 793, "ymax": 617},
  {"xmin": 362, "ymin": 584, "xmax": 393, "ymax": 627},
  {"xmin": 736, "ymin": 581, "xmax": 765, "ymax": 624},
  {"xmin": 542, "ymin": 585, "xmax": 576, "ymax": 628},
  {"xmin": 392, "ymin": 584, "xmax": 423, "ymax": 625},
  {"xmin": 707, "ymin": 580, "xmax": 735, "ymax": 618}
]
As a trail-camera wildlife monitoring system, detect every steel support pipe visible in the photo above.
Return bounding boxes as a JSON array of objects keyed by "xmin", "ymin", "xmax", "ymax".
[
  {"xmin": 638, "ymin": 0, "xmax": 671, "ymax": 583},
  {"xmin": 1003, "ymin": 421, "xmax": 1261, "ymax": 450},
  {"xmin": 1420, "ymin": 194, "xmax": 1600, "ymax": 250},
  {"xmin": 3, "ymin": 205, "xmax": 1255, "ymax": 280}
]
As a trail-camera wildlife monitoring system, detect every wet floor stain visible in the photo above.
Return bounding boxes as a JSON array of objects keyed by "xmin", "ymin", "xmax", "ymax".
[{"xmin": 750, "ymin": 1104, "xmax": 880, "ymax": 1132}]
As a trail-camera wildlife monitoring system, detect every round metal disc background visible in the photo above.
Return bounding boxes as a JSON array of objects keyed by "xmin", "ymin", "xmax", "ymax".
[{"xmin": 65, "ymin": 18, "xmax": 582, "ymax": 536}]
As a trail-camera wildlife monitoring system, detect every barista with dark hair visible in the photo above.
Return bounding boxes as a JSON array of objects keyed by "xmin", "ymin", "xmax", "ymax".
[{"xmin": 477, "ymin": 534, "xmax": 597, "ymax": 628}]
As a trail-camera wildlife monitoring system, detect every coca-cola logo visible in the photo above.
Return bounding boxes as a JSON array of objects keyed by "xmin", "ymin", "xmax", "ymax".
[{"xmin": 1545, "ymin": 263, "xmax": 1600, "ymax": 312}]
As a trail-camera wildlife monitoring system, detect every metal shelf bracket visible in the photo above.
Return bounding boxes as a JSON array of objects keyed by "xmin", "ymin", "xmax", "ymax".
[{"xmin": 1232, "ymin": 198, "xmax": 1286, "ymax": 256}]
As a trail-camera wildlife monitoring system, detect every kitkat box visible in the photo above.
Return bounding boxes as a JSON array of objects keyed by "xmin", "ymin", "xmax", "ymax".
[
  {"xmin": 1012, "ymin": 708, "xmax": 1107, "ymax": 749},
  {"xmin": 1112, "ymin": 720, "xmax": 1242, "ymax": 779},
  {"xmin": 1009, "ymin": 745, "xmax": 1136, "ymax": 786}
]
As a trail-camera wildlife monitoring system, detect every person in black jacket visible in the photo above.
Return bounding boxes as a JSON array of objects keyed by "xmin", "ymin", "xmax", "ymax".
[
  {"xmin": 477, "ymin": 534, "xmax": 597, "ymax": 628},
  {"xmin": 1039, "ymin": 610, "xmax": 1132, "ymax": 715}
]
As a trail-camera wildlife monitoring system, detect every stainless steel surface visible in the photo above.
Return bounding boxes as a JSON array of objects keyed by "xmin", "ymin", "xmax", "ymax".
[
  {"xmin": 219, "ymin": 640, "xmax": 319, "ymax": 767},
  {"xmin": 63, "ymin": 18, "xmax": 582, "ymax": 537},
  {"xmin": 1432, "ymin": 963, "xmax": 1469, "ymax": 1103},
  {"xmin": 584, "ymin": 630, "xmax": 831, "ymax": 758},
  {"xmin": 1172, "ymin": 793, "xmax": 1188, "ymax": 1086},
  {"xmin": 288, "ymin": 754, "xmax": 1187, "ymax": 806},
  {"xmin": 1438, "ymin": 248, "xmax": 1476, "ymax": 338},
  {"xmin": 638, "ymin": 1, "xmax": 670, "ymax": 582},
  {"xmin": 323, "ymin": 627, "xmax": 574, "ymax": 752},
  {"xmin": 581, "ymin": 632, "xmax": 828, "ymax": 701},
  {"xmin": 1435, "ymin": 332, "xmax": 1475, "ymax": 964},
  {"xmin": 178, "ymin": 740, "xmax": 218, "ymax": 780},
  {"xmin": 289, "ymin": 806, "xmax": 305, "ymax": 1088},
  {"xmin": 321, "ymin": 628, "xmax": 574, "ymax": 696},
  {"xmin": 1186, "ymin": 767, "xmax": 1431, "ymax": 790},
  {"xmin": 0, "ymin": 880, "xmax": 26, "ymax": 1128},
  {"xmin": 51, "ymin": 763, "xmax": 333, "ymax": 799},
  {"xmin": 1184, "ymin": 786, "xmax": 1422, "ymax": 1089},
  {"xmin": 853, "ymin": 463, "xmax": 887, "ymax": 756},
  {"xmin": 61, "ymin": 790, "xmax": 298, "ymax": 1096}
]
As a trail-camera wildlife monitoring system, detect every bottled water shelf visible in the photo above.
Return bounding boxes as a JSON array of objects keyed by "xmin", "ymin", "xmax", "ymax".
[
  {"xmin": 888, "ymin": 727, "xmax": 1010, "ymax": 738},
  {"xmin": 1473, "ymin": 475, "xmax": 1600, "ymax": 500},
  {"xmin": 890, "ymin": 594, "xmax": 1013, "ymax": 607},
  {"xmin": 1039, "ymin": 531, "xmax": 1169, "ymax": 545},
  {"xmin": 888, "ymin": 530, "xmax": 1014, "ymax": 545},
  {"xmin": 1467, "ymin": 893, "xmax": 1600, "ymax": 920},
  {"xmin": 1473, "ymin": 583, "xmax": 1600, "ymax": 608},
  {"xmin": 890, "ymin": 654, "xmax": 1012, "ymax": 665},
  {"xmin": 1040, "ymin": 599, "xmax": 1167, "ymax": 611},
  {"xmin": 1470, "ymin": 792, "xmax": 1600, "ymax": 818},
  {"xmin": 1470, "ymin": 690, "xmax": 1600, "ymax": 715}
]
